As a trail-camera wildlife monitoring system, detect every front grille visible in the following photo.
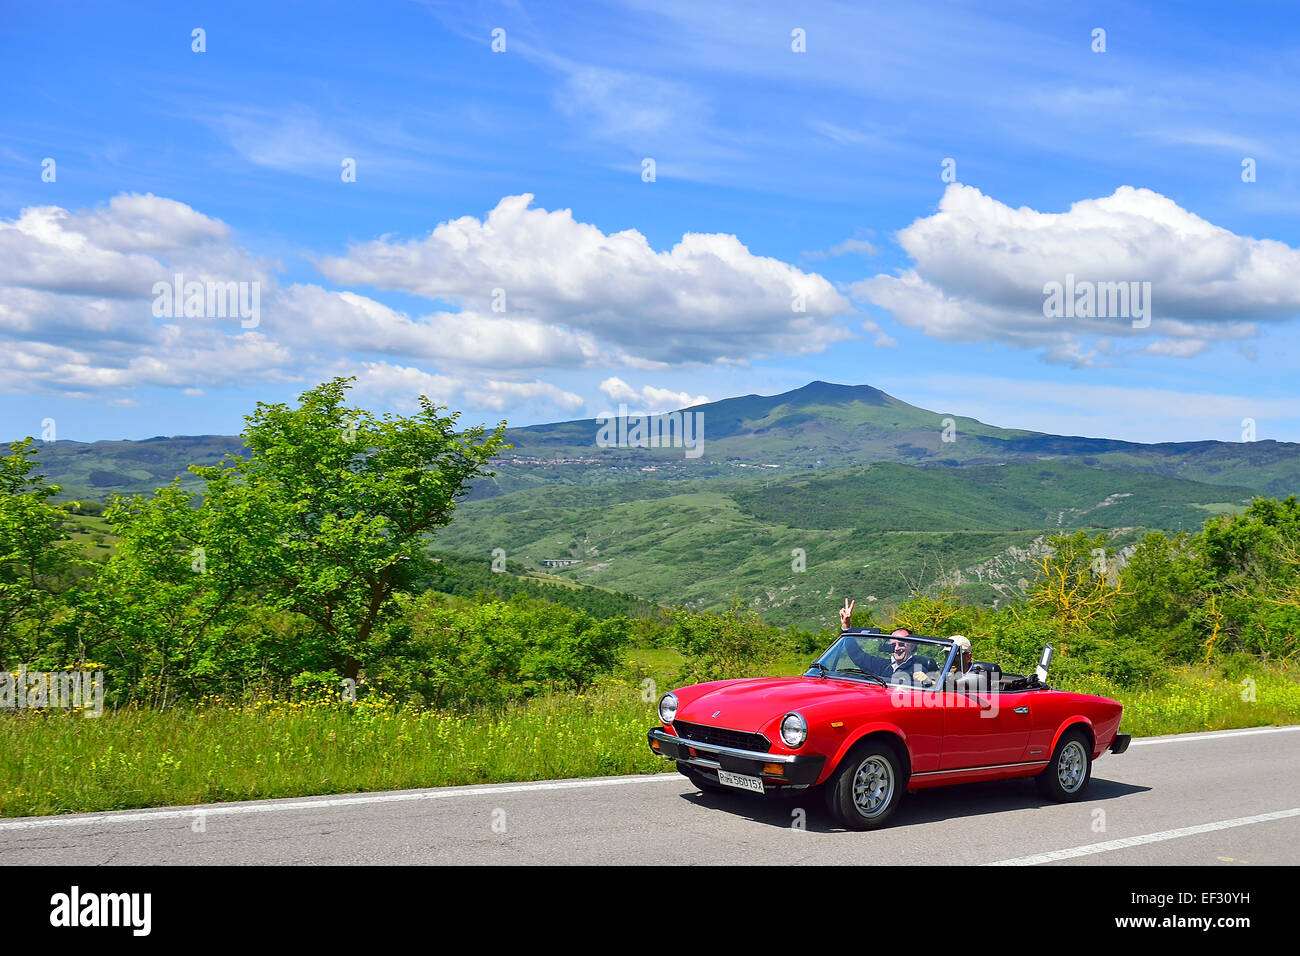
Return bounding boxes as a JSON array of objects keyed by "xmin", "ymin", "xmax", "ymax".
[{"xmin": 674, "ymin": 720, "xmax": 770, "ymax": 753}]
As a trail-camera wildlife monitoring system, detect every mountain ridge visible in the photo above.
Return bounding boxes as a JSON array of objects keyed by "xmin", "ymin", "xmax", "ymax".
[{"xmin": 12, "ymin": 381, "xmax": 1299, "ymax": 501}]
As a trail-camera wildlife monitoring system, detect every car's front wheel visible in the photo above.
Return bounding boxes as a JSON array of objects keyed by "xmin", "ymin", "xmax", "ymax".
[
  {"xmin": 825, "ymin": 742, "xmax": 903, "ymax": 830},
  {"xmin": 679, "ymin": 764, "xmax": 728, "ymax": 793},
  {"xmin": 1036, "ymin": 728, "xmax": 1093, "ymax": 801}
]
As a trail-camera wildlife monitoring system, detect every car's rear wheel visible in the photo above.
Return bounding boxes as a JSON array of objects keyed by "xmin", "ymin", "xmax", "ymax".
[
  {"xmin": 825, "ymin": 742, "xmax": 903, "ymax": 830},
  {"xmin": 1036, "ymin": 728, "xmax": 1093, "ymax": 801}
]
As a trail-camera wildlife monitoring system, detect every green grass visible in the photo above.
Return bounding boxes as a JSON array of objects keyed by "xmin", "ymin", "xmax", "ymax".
[
  {"xmin": 60, "ymin": 512, "xmax": 119, "ymax": 556},
  {"xmin": 0, "ymin": 680, "xmax": 670, "ymax": 818},
  {"xmin": 1055, "ymin": 664, "xmax": 1300, "ymax": 737},
  {"xmin": 3, "ymin": 660, "xmax": 1295, "ymax": 819}
]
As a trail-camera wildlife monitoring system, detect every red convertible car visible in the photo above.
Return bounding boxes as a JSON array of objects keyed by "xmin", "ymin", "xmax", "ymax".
[{"xmin": 647, "ymin": 629, "xmax": 1130, "ymax": 830}]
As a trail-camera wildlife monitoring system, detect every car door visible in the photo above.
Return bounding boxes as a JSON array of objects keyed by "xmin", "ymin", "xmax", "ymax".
[{"xmin": 938, "ymin": 685, "xmax": 1033, "ymax": 770}]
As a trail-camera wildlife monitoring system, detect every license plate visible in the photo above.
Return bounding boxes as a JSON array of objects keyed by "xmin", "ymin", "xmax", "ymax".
[{"xmin": 716, "ymin": 769, "xmax": 765, "ymax": 793}]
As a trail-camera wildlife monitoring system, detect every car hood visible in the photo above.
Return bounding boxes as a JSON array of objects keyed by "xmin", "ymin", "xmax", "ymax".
[{"xmin": 675, "ymin": 675, "xmax": 885, "ymax": 732}]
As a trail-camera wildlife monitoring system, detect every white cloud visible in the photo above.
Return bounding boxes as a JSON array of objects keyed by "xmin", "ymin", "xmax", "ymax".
[
  {"xmin": 556, "ymin": 65, "xmax": 706, "ymax": 143},
  {"xmin": 0, "ymin": 193, "xmax": 681, "ymax": 422},
  {"xmin": 803, "ymin": 235, "xmax": 878, "ymax": 261},
  {"xmin": 0, "ymin": 194, "xmax": 290, "ymax": 395},
  {"xmin": 0, "ymin": 192, "xmax": 862, "ymax": 423},
  {"xmin": 218, "ymin": 109, "xmax": 354, "ymax": 175},
  {"xmin": 853, "ymin": 184, "xmax": 1300, "ymax": 364},
  {"xmin": 0, "ymin": 194, "xmax": 271, "ymax": 299},
  {"xmin": 350, "ymin": 361, "xmax": 584, "ymax": 415},
  {"xmin": 272, "ymin": 285, "xmax": 636, "ymax": 369},
  {"xmin": 317, "ymin": 193, "xmax": 854, "ymax": 365},
  {"xmin": 861, "ymin": 318, "xmax": 897, "ymax": 349},
  {"xmin": 599, "ymin": 376, "xmax": 709, "ymax": 411}
]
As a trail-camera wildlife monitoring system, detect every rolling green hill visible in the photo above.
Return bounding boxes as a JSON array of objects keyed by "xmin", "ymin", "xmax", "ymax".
[
  {"xmin": 15, "ymin": 381, "xmax": 1298, "ymax": 502},
  {"xmin": 22, "ymin": 434, "xmax": 245, "ymax": 502},
  {"xmin": 729, "ymin": 460, "xmax": 1254, "ymax": 532},
  {"xmin": 479, "ymin": 380, "xmax": 1300, "ymax": 498},
  {"xmin": 432, "ymin": 458, "xmax": 1251, "ymax": 628},
  {"xmin": 10, "ymin": 380, "xmax": 1290, "ymax": 630}
]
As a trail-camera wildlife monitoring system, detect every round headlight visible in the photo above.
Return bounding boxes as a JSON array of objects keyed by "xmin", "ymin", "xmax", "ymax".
[
  {"xmin": 658, "ymin": 693, "xmax": 678, "ymax": 724},
  {"xmin": 780, "ymin": 712, "xmax": 807, "ymax": 748}
]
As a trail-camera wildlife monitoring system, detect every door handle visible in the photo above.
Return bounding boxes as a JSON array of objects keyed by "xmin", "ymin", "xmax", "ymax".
[{"xmin": 1014, "ymin": 706, "xmax": 1029, "ymax": 714}]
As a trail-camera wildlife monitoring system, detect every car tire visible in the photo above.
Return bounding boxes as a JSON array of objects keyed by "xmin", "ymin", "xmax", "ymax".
[
  {"xmin": 680, "ymin": 765, "xmax": 728, "ymax": 793},
  {"xmin": 825, "ymin": 741, "xmax": 903, "ymax": 830},
  {"xmin": 1036, "ymin": 728, "xmax": 1093, "ymax": 801}
]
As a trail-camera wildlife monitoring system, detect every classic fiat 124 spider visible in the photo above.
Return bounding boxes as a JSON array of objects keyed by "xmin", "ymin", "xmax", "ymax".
[{"xmin": 647, "ymin": 629, "xmax": 1130, "ymax": 830}]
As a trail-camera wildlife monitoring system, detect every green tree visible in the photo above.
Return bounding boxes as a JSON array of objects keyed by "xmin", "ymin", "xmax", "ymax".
[
  {"xmin": 80, "ymin": 483, "xmax": 250, "ymax": 705},
  {"xmin": 192, "ymin": 377, "xmax": 506, "ymax": 681},
  {"xmin": 1025, "ymin": 530, "xmax": 1125, "ymax": 650},
  {"xmin": 1109, "ymin": 531, "xmax": 1212, "ymax": 661},
  {"xmin": 672, "ymin": 597, "xmax": 787, "ymax": 683},
  {"xmin": 0, "ymin": 439, "xmax": 75, "ymax": 662}
]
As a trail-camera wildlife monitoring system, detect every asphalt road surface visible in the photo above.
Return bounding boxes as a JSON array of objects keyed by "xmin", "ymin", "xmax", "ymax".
[{"xmin": 2, "ymin": 725, "xmax": 1297, "ymax": 865}]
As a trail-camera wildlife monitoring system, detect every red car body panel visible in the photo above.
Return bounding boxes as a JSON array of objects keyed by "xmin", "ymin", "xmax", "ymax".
[{"xmin": 661, "ymin": 673, "xmax": 1123, "ymax": 791}]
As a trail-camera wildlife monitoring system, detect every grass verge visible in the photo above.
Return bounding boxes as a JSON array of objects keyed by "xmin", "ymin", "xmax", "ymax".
[{"xmin": 2, "ymin": 663, "xmax": 1296, "ymax": 818}]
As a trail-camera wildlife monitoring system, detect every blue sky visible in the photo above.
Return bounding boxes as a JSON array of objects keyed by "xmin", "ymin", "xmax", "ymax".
[{"xmin": 2, "ymin": 0, "xmax": 1299, "ymax": 444}]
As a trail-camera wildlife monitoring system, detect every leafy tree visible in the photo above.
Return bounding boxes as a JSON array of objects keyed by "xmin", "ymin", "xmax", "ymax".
[
  {"xmin": 0, "ymin": 439, "xmax": 75, "ymax": 662},
  {"xmin": 1109, "ymin": 531, "xmax": 1212, "ymax": 661},
  {"xmin": 672, "ymin": 597, "xmax": 787, "ymax": 683},
  {"xmin": 79, "ymin": 484, "xmax": 251, "ymax": 706},
  {"xmin": 1026, "ymin": 531, "xmax": 1126, "ymax": 649},
  {"xmin": 192, "ymin": 377, "xmax": 506, "ymax": 681},
  {"xmin": 373, "ymin": 593, "xmax": 629, "ymax": 709},
  {"xmin": 892, "ymin": 586, "xmax": 971, "ymax": 638}
]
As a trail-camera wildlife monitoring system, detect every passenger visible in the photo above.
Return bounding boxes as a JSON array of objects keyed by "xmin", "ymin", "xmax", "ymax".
[
  {"xmin": 950, "ymin": 634, "xmax": 973, "ymax": 674},
  {"xmin": 946, "ymin": 635, "xmax": 995, "ymax": 691}
]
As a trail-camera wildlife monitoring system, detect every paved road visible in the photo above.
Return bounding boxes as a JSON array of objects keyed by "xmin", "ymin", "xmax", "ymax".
[{"xmin": 2, "ymin": 725, "xmax": 1297, "ymax": 865}]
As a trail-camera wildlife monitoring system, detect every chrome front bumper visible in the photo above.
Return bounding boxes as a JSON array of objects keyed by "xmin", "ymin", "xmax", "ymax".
[{"xmin": 646, "ymin": 727, "xmax": 825, "ymax": 786}]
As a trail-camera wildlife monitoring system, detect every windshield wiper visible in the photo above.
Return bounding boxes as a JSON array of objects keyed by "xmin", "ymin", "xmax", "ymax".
[{"xmin": 831, "ymin": 666, "xmax": 888, "ymax": 686}]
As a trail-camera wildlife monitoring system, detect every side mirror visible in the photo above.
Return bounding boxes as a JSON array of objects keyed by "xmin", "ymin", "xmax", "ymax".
[{"xmin": 1036, "ymin": 644, "xmax": 1054, "ymax": 683}]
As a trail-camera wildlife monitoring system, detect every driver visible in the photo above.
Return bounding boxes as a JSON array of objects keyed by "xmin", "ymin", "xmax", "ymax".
[
  {"xmin": 838, "ymin": 600, "xmax": 931, "ymax": 680},
  {"xmin": 884, "ymin": 630, "xmax": 928, "ymax": 679}
]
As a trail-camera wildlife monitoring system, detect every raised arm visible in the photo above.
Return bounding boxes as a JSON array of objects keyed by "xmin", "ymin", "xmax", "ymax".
[{"xmin": 838, "ymin": 597, "xmax": 855, "ymax": 631}]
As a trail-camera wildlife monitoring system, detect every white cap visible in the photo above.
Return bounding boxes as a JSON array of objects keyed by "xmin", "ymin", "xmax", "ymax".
[{"xmin": 950, "ymin": 635, "xmax": 971, "ymax": 654}]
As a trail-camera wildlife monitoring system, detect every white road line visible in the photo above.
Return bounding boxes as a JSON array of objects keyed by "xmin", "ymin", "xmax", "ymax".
[
  {"xmin": 1129, "ymin": 725, "xmax": 1300, "ymax": 746},
  {"xmin": 986, "ymin": 808, "xmax": 1300, "ymax": 866},
  {"xmin": 0, "ymin": 773, "xmax": 683, "ymax": 832},
  {"xmin": 3, "ymin": 724, "xmax": 1297, "ymax": 834}
]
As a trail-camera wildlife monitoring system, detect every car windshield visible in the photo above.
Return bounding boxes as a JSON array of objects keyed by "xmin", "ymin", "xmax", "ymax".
[{"xmin": 807, "ymin": 633, "xmax": 953, "ymax": 686}]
